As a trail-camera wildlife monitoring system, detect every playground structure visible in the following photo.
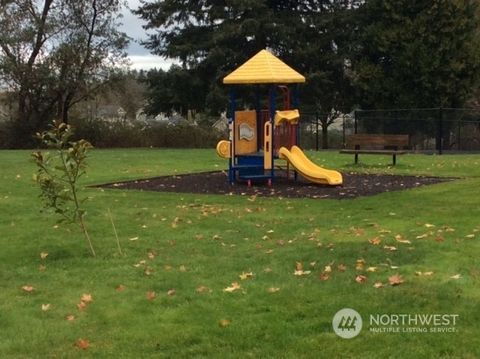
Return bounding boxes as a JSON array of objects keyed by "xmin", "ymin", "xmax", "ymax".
[{"xmin": 216, "ymin": 49, "xmax": 342, "ymax": 186}]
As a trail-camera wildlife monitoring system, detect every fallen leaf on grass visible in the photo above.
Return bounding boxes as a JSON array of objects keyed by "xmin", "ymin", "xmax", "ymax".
[
  {"xmin": 40, "ymin": 252, "xmax": 49, "ymax": 260},
  {"xmin": 355, "ymin": 259, "xmax": 366, "ymax": 271},
  {"xmin": 293, "ymin": 262, "xmax": 311, "ymax": 276},
  {"xmin": 196, "ymin": 286, "xmax": 212, "ymax": 294},
  {"xmin": 81, "ymin": 294, "xmax": 93, "ymax": 303},
  {"xmin": 77, "ymin": 302, "xmax": 87, "ymax": 311},
  {"xmin": 450, "ymin": 274, "xmax": 462, "ymax": 280},
  {"xmin": 75, "ymin": 338, "xmax": 90, "ymax": 350},
  {"xmin": 388, "ymin": 274, "xmax": 404, "ymax": 286},
  {"xmin": 223, "ymin": 282, "xmax": 241, "ymax": 292},
  {"xmin": 146, "ymin": 291, "xmax": 156, "ymax": 301},
  {"xmin": 219, "ymin": 319, "xmax": 231, "ymax": 327},
  {"xmin": 144, "ymin": 267, "xmax": 153, "ymax": 276},
  {"xmin": 41, "ymin": 304, "xmax": 51, "ymax": 311},
  {"xmin": 384, "ymin": 245, "xmax": 397, "ymax": 251},
  {"xmin": 267, "ymin": 287, "xmax": 280, "ymax": 293},
  {"xmin": 369, "ymin": 237, "xmax": 382, "ymax": 245},
  {"xmin": 373, "ymin": 282, "xmax": 385, "ymax": 289},
  {"xmin": 355, "ymin": 275, "xmax": 367, "ymax": 283},
  {"xmin": 116, "ymin": 284, "xmax": 126, "ymax": 292},
  {"xmin": 425, "ymin": 223, "xmax": 435, "ymax": 228},
  {"xmin": 239, "ymin": 272, "xmax": 254, "ymax": 280},
  {"xmin": 366, "ymin": 267, "xmax": 378, "ymax": 272},
  {"xmin": 38, "ymin": 265, "xmax": 46, "ymax": 272},
  {"xmin": 22, "ymin": 285, "xmax": 34, "ymax": 293},
  {"xmin": 179, "ymin": 265, "xmax": 187, "ymax": 272},
  {"xmin": 324, "ymin": 265, "xmax": 332, "ymax": 273},
  {"xmin": 416, "ymin": 234, "xmax": 429, "ymax": 239},
  {"xmin": 466, "ymin": 234, "xmax": 475, "ymax": 239},
  {"xmin": 167, "ymin": 289, "xmax": 176, "ymax": 296},
  {"xmin": 129, "ymin": 237, "xmax": 139, "ymax": 241},
  {"xmin": 395, "ymin": 235, "xmax": 411, "ymax": 244},
  {"xmin": 337, "ymin": 264, "xmax": 347, "ymax": 272},
  {"xmin": 294, "ymin": 268, "xmax": 311, "ymax": 276},
  {"xmin": 66, "ymin": 314, "xmax": 75, "ymax": 321},
  {"xmin": 319, "ymin": 272, "xmax": 330, "ymax": 281}
]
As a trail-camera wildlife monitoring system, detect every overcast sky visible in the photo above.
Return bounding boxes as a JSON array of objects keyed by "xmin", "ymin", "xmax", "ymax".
[{"xmin": 121, "ymin": 0, "xmax": 174, "ymax": 70}]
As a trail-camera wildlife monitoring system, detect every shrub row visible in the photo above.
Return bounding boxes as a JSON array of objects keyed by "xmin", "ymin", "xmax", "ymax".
[{"xmin": 0, "ymin": 118, "xmax": 225, "ymax": 149}]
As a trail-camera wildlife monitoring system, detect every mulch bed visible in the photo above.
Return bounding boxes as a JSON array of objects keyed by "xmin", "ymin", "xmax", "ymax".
[{"xmin": 98, "ymin": 171, "xmax": 453, "ymax": 200}]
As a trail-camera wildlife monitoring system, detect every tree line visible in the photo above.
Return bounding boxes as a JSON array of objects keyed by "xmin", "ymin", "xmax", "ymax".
[{"xmin": 1, "ymin": 0, "xmax": 480, "ymax": 148}]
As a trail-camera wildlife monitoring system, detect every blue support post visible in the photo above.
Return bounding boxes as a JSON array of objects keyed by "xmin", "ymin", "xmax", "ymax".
[{"xmin": 228, "ymin": 89, "xmax": 236, "ymax": 184}]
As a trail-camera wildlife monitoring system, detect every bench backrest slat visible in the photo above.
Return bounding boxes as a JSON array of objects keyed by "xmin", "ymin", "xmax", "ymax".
[{"xmin": 345, "ymin": 134, "xmax": 409, "ymax": 150}]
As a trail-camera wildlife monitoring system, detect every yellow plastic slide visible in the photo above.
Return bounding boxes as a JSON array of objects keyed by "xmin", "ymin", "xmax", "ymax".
[{"xmin": 278, "ymin": 145, "xmax": 343, "ymax": 185}]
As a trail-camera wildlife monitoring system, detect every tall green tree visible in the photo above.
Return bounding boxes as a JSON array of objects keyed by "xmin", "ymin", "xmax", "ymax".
[
  {"xmin": 135, "ymin": 0, "xmax": 359, "ymax": 141},
  {"xmin": 351, "ymin": 0, "xmax": 480, "ymax": 110}
]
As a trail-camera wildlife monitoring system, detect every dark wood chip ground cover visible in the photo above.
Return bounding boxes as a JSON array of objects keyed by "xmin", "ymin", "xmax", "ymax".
[{"xmin": 98, "ymin": 171, "xmax": 452, "ymax": 200}]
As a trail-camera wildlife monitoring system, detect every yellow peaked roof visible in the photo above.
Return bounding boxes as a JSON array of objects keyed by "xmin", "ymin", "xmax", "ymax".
[{"xmin": 223, "ymin": 49, "xmax": 305, "ymax": 84}]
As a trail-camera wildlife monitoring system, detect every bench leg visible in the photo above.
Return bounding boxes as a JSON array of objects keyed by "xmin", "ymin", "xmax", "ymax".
[
  {"xmin": 393, "ymin": 154, "xmax": 396, "ymax": 166},
  {"xmin": 355, "ymin": 153, "xmax": 358, "ymax": 164}
]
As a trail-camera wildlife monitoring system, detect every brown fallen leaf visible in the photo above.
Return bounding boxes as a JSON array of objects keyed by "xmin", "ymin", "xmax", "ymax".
[
  {"xmin": 77, "ymin": 301, "xmax": 87, "ymax": 311},
  {"xmin": 388, "ymin": 274, "xmax": 404, "ymax": 286},
  {"xmin": 267, "ymin": 287, "xmax": 280, "ymax": 293},
  {"xmin": 219, "ymin": 319, "xmax": 231, "ymax": 327},
  {"xmin": 22, "ymin": 285, "xmax": 34, "ymax": 293},
  {"xmin": 319, "ymin": 272, "xmax": 330, "ymax": 281},
  {"xmin": 337, "ymin": 264, "xmax": 347, "ymax": 272},
  {"xmin": 146, "ymin": 291, "xmax": 156, "ymax": 301},
  {"xmin": 384, "ymin": 245, "xmax": 397, "ymax": 251},
  {"xmin": 294, "ymin": 261, "xmax": 311, "ymax": 276},
  {"xmin": 355, "ymin": 259, "xmax": 366, "ymax": 271},
  {"xmin": 40, "ymin": 252, "xmax": 49, "ymax": 260},
  {"xmin": 38, "ymin": 265, "xmax": 46, "ymax": 272},
  {"xmin": 373, "ymin": 282, "xmax": 385, "ymax": 288},
  {"xmin": 355, "ymin": 275, "xmax": 368, "ymax": 283},
  {"xmin": 395, "ymin": 234, "xmax": 411, "ymax": 244},
  {"xmin": 66, "ymin": 314, "xmax": 76, "ymax": 321},
  {"xmin": 366, "ymin": 267, "xmax": 378, "ymax": 272},
  {"xmin": 116, "ymin": 284, "xmax": 126, "ymax": 292},
  {"xmin": 41, "ymin": 303, "xmax": 51, "ymax": 311},
  {"xmin": 196, "ymin": 286, "xmax": 212, "ymax": 294},
  {"xmin": 144, "ymin": 267, "xmax": 153, "ymax": 276},
  {"xmin": 239, "ymin": 272, "xmax": 254, "ymax": 280},
  {"xmin": 450, "ymin": 274, "xmax": 461, "ymax": 280},
  {"xmin": 75, "ymin": 338, "xmax": 90, "ymax": 350},
  {"xmin": 324, "ymin": 265, "xmax": 332, "ymax": 273},
  {"xmin": 81, "ymin": 294, "xmax": 93, "ymax": 303},
  {"xmin": 223, "ymin": 282, "xmax": 241, "ymax": 292},
  {"xmin": 369, "ymin": 237, "xmax": 382, "ymax": 245}
]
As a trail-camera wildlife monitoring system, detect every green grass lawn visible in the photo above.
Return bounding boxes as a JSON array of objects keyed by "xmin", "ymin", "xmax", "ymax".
[{"xmin": 1, "ymin": 148, "xmax": 479, "ymax": 358}]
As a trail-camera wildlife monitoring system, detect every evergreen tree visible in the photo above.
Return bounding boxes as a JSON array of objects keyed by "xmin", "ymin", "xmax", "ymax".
[
  {"xmin": 134, "ymin": 0, "xmax": 359, "ymax": 126},
  {"xmin": 351, "ymin": 0, "xmax": 480, "ymax": 109}
]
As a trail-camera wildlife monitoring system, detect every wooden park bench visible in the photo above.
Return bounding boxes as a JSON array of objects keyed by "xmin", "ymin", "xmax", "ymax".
[{"xmin": 340, "ymin": 134, "xmax": 409, "ymax": 165}]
